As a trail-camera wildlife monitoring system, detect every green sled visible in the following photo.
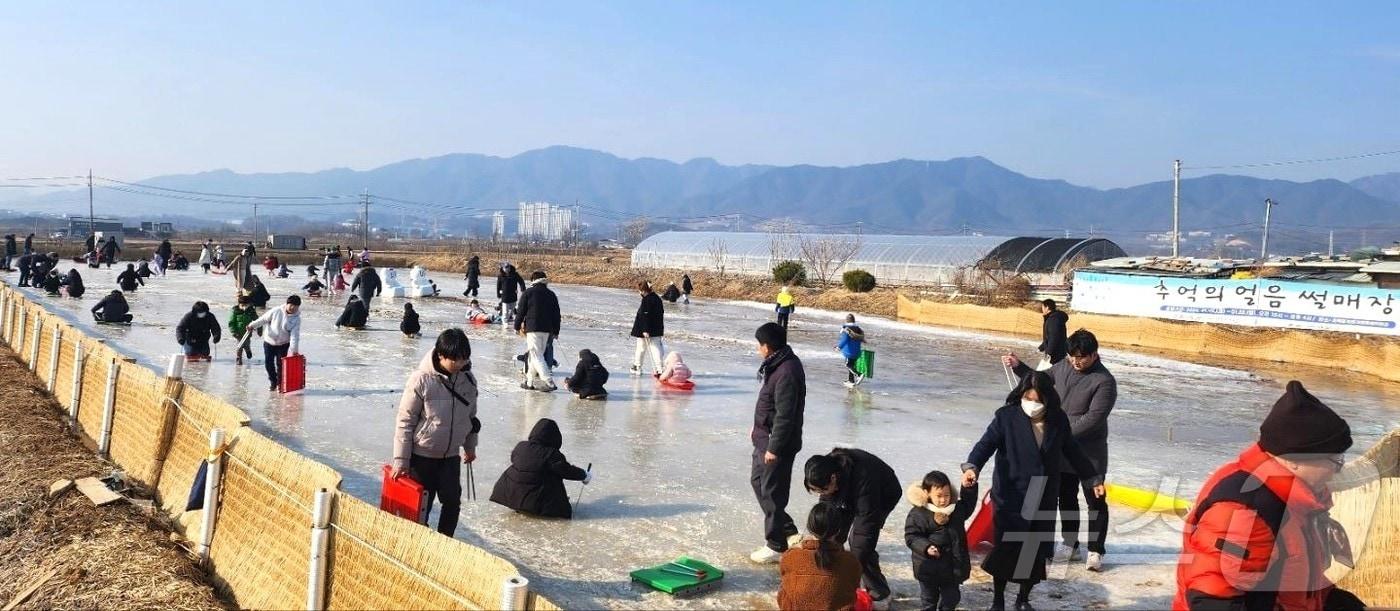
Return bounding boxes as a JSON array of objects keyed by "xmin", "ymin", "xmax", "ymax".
[
  {"xmin": 855, "ymin": 349, "xmax": 875, "ymax": 378},
  {"xmin": 630, "ymin": 556, "xmax": 724, "ymax": 597}
]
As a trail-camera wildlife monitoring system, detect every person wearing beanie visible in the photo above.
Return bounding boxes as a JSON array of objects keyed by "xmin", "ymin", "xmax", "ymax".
[
  {"xmin": 513, "ymin": 270, "xmax": 560, "ymax": 391},
  {"xmin": 1174, "ymin": 380, "xmax": 1364, "ymax": 611}
]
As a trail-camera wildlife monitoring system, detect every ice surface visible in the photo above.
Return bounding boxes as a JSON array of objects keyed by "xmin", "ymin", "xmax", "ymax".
[{"xmin": 18, "ymin": 264, "xmax": 1400, "ymax": 609}]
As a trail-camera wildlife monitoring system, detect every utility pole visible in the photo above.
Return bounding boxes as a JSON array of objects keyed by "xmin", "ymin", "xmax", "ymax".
[
  {"xmin": 1172, "ymin": 159, "xmax": 1182, "ymax": 258},
  {"xmin": 1328, "ymin": 230, "xmax": 1335, "ymax": 258},
  {"xmin": 252, "ymin": 203, "xmax": 259, "ymax": 244},
  {"xmin": 87, "ymin": 169, "xmax": 94, "ymax": 239},
  {"xmin": 361, "ymin": 189, "xmax": 370, "ymax": 250},
  {"xmin": 1260, "ymin": 198, "xmax": 1277, "ymax": 261}
]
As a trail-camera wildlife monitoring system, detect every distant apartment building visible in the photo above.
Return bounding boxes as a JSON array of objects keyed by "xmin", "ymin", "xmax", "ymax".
[
  {"xmin": 491, "ymin": 212, "xmax": 506, "ymax": 242},
  {"xmin": 516, "ymin": 202, "xmax": 574, "ymax": 242}
]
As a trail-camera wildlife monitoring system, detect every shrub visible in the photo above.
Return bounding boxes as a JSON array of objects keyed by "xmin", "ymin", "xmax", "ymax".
[
  {"xmin": 842, "ymin": 269, "xmax": 876, "ymax": 292},
  {"xmin": 772, "ymin": 260, "xmax": 807, "ymax": 285}
]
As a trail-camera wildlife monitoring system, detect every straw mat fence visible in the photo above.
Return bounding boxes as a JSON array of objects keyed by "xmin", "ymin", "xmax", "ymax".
[
  {"xmin": 897, "ymin": 295, "xmax": 1400, "ymax": 383},
  {"xmin": 0, "ymin": 284, "xmax": 556, "ymax": 610}
]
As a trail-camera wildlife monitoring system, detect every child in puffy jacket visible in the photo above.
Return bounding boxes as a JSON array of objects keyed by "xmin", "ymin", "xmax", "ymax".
[
  {"xmin": 488, "ymin": 418, "xmax": 591, "ymax": 519},
  {"xmin": 400, "ymin": 302, "xmax": 421, "ymax": 337},
  {"xmin": 905, "ymin": 470, "xmax": 978, "ymax": 611},
  {"xmin": 658, "ymin": 351, "xmax": 691, "ymax": 384},
  {"xmin": 564, "ymin": 349, "xmax": 609, "ymax": 399}
]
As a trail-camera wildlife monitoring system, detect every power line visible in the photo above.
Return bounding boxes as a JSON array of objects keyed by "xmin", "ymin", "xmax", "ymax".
[
  {"xmin": 93, "ymin": 176, "xmax": 360, "ymax": 200},
  {"xmin": 1182, "ymin": 148, "xmax": 1400, "ymax": 171}
]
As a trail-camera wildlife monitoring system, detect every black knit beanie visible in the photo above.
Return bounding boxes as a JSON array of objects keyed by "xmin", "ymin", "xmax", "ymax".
[{"xmin": 1259, "ymin": 380, "xmax": 1353, "ymax": 456}]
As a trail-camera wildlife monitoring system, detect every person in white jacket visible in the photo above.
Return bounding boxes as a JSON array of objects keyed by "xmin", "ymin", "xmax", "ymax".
[{"xmin": 245, "ymin": 295, "xmax": 302, "ymax": 390}]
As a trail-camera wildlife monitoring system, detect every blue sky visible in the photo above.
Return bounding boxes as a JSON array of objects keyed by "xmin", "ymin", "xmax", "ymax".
[{"xmin": 1, "ymin": 1, "xmax": 1398, "ymax": 187}]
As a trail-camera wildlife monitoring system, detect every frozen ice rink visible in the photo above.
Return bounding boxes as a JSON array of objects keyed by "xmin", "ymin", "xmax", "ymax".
[{"xmin": 17, "ymin": 262, "xmax": 1400, "ymax": 609}]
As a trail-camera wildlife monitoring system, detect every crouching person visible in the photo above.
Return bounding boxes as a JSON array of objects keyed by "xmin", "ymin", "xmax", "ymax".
[
  {"xmin": 777, "ymin": 501, "xmax": 861, "ymax": 611},
  {"xmin": 564, "ymin": 349, "xmax": 609, "ymax": 400},
  {"xmin": 489, "ymin": 418, "xmax": 591, "ymax": 519},
  {"xmin": 390, "ymin": 328, "xmax": 480, "ymax": 536}
]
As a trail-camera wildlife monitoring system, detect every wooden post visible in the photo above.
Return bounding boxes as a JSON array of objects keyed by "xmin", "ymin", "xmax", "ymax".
[
  {"xmin": 98, "ymin": 359, "xmax": 120, "ymax": 455},
  {"xmin": 147, "ymin": 354, "xmax": 187, "ymax": 487},
  {"xmin": 306, "ymin": 488, "xmax": 333, "ymax": 610}
]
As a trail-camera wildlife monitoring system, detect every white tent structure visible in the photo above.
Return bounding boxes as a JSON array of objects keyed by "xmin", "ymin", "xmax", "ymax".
[{"xmin": 630, "ymin": 231, "xmax": 1126, "ymax": 286}]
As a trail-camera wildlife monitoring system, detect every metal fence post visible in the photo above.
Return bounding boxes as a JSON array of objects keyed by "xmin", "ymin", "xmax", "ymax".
[
  {"xmin": 197, "ymin": 428, "xmax": 226, "ymax": 562},
  {"xmin": 69, "ymin": 342, "xmax": 85, "ymax": 422},
  {"xmin": 46, "ymin": 326, "xmax": 61, "ymax": 392},
  {"xmin": 306, "ymin": 488, "xmax": 333, "ymax": 610},
  {"xmin": 16, "ymin": 308, "xmax": 28, "ymax": 363},
  {"xmin": 98, "ymin": 359, "xmax": 120, "ymax": 455}
]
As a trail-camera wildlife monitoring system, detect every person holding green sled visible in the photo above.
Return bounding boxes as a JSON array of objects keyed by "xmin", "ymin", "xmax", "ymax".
[{"xmin": 835, "ymin": 314, "xmax": 867, "ymax": 388}]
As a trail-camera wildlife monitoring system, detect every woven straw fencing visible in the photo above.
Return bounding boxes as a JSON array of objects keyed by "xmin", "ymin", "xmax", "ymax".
[
  {"xmin": 898, "ymin": 295, "xmax": 1400, "ymax": 383},
  {"xmin": 1332, "ymin": 430, "xmax": 1400, "ymax": 607},
  {"xmin": 0, "ymin": 284, "xmax": 559, "ymax": 611}
]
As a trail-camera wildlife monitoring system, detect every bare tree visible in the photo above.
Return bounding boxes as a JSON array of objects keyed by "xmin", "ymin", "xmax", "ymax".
[
  {"xmin": 707, "ymin": 237, "xmax": 730, "ymax": 279},
  {"xmin": 766, "ymin": 220, "xmax": 797, "ymax": 265},
  {"xmin": 798, "ymin": 234, "xmax": 863, "ymax": 286},
  {"xmin": 621, "ymin": 217, "xmax": 650, "ymax": 246}
]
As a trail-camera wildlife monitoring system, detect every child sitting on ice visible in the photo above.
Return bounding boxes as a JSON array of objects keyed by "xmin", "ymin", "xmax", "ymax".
[
  {"xmin": 657, "ymin": 351, "xmax": 692, "ymax": 384},
  {"xmin": 488, "ymin": 418, "xmax": 592, "ymax": 519},
  {"xmin": 335, "ymin": 294, "xmax": 369, "ymax": 329},
  {"xmin": 905, "ymin": 470, "xmax": 978, "ymax": 611},
  {"xmin": 465, "ymin": 299, "xmax": 499, "ymax": 324},
  {"xmin": 564, "ymin": 349, "xmax": 609, "ymax": 400},
  {"xmin": 400, "ymin": 302, "xmax": 421, "ymax": 337},
  {"xmin": 302, "ymin": 276, "xmax": 326, "ymax": 297},
  {"xmin": 331, "ymin": 270, "xmax": 347, "ymax": 293},
  {"xmin": 276, "ymin": 263, "xmax": 291, "ymax": 278}
]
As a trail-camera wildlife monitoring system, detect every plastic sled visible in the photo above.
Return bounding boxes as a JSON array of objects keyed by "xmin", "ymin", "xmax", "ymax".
[
  {"xmin": 185, "ymin": 354, "xmax": 212, "ymax": 362},
  {"xmin": 965, "ymin": 489, "xmax": 994, "ymax": 551},
  {"xmin": 95, "ymin": 320, "xmax": 132, "ymax": 326},
  {"xmin": 379, "ymin": 465, "xmax": 429, "ymax": 524},
  {"xmin": 854, "ymin": 588, "xmax": 873, "ymax": 611},
  {"xmin": 659, "ymin": 378, "xmax": 695, "ymax": 391},
  {"xmin": 630, "ymin": 556, "xmax": 723, "ymax": 597},
  {"xmin": 279, "ymin": 354, "xmax": 306, "ymax": 393},
  {"xmin": 1105, "ymin": 483, "xmax": 1191, "ymax": 516},
  {"xmin": 855, "ymin": 349, "xmax": 875, "ymax": 379}
]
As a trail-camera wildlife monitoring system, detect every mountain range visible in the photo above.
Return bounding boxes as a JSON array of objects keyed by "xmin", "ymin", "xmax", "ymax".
[{"xmin": 5, "ymin": 146, "xmax": 1398, "ymax": 247}]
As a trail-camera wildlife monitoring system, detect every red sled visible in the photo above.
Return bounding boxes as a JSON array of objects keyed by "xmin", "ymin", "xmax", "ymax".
[
  {"xmin": 965, "ymin": 489, "xmax": 995, "ymax": 551},
  {"xmin": 380, "ymin": 465, "xmax": 429, "ymax": 524},
  {"xmin": 279, "ymin": 354, "xmax": 306, "ymax": 393},
  {"xmin": 659, "ymin": 378, "xmax": 695, "ymax": 391},
  {"xmin": 854, "ymin": 588, "xmax": 873, "ymax": 611},
  {"xmin": 186, "ymin": 354, "xmax": 212, "ymax": 362}
]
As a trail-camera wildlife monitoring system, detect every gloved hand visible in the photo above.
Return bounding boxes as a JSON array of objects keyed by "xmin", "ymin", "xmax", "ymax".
[{"xmin": 582, "ymin": 471, "xmax": 593, "ymax": 485}]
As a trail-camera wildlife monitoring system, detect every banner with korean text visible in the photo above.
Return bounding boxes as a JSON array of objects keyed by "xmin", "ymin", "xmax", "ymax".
[{"xmin": 1071, "ymin": 271, "xmax": 1400, "ymax": 336}]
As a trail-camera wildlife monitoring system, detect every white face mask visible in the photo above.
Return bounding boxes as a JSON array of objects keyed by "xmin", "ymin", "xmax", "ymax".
[
  {"xmin": 1021, "ymin": 399, "xmax": 1046, "ymax": 418},
  {"xmin": 925, "ymin": 501, "xmax": 957, "ymax": 516},
  {"xmin": 196, "ymin": 312, "xmax": 207, "ymax": 318}
]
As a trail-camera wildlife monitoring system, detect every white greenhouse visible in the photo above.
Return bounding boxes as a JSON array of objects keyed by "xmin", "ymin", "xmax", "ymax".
[{"xmin": 630, "ymin": 231, "xmax": 1125, "ymax": 286}]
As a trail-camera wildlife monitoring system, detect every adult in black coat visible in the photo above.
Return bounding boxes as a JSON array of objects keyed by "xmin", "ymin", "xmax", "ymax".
[
  {"xmin": 496, "ymin": 263, "xmax": 526, "ymax": 321},
  {"xmin": 661, "ymin": 282, "xmax": 681, "ymax": 303},
  {"xmin": 961, "ymin": 371, "xmax": 1103, "ymax": 609},
  {"xmin": 681, "ymin": 274, "xmax": 693, "ymax": 303},
  {"xmin": 489, "ymin": 418, "xmax": 590, "ymax": 519},
  {"xmin": 84, "ymin": 233, "xmax": 95, "ymax": 254},
  {"xmin": 101, "ymin": 238, "xmax": 120, "ymax": 267},
  {"xmin": 2, "ymin": 234, "xmax": 16, "ymax": 269},
  {"xmin": 336, "ymin": 295, "xmax": 369, "ymax": 329},
  {"xmin": 41, "ymin": 270, "xmax": 63, "ymax": 295},
  {"xmin": 629, "ymin": 282, "xmax": 666, "ymax": 374},
  {"xmin": 117, "ymin": 263, "xmax": 144, "ymax": 292},
  {"xmin": 399, "ymin": 303, "xmax": 420, "ymax": 337},
  {"xmin": 803, "ymin": 447, "xmax": 903, "ymax": 603},
  {"xmin": 350, "ymin": 264, "xmax": 382, "ymax": 307},
  {"xmin": 463, "ymin": 255, "xmax": 481, "ymax": 297},
  {"xmin": 64, "ymin": 269, "xmax": 85, "ymax": 298},
  {"xmin": 16, "ymin": 253, "xmax": 33, "ymax": 286},
  {"xmin": 564, "ymin": 349, "xmax": 609, "ymax": 399},
  {"xmin": 513, "ymin": 273, "xmax": 561, "ymax": 335},
  {"xmin": 91, "ymin": 290, "xmax": 132, "ymax": 323},
  {"xmin": 176, "ymin": 301, "xmax": 222, "ymax": 357},
  {"xmin": 749, "ymin": 322, "xmax": 806, "ymax": 562},
  {"xmin": 1037, "ymin": 299, "xmax": 1069, "ymax": 365},
  {"xmin": 245, "ymin": 275, "xmax": 270, "ymax": 308},
  {"xmin": 23, "ymin": 233, "xmax": 34, "ymax": 255}
]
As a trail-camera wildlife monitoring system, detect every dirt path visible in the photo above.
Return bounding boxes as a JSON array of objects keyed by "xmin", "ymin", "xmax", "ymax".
[{"xmin": 0, "ymin": 349, "xmax": 228, "ymax": 610}]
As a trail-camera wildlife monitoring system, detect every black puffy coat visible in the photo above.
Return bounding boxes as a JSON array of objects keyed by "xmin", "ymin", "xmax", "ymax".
[
  {"xmin": 351, "ymin": 267, "xmax": 382, "ymax": 303},
  {"xmin": 661, "ymin": 284, "xmax": 681, "ymax": 303},
  {"xmin": 496, "ymin": 265, "xmax": 525, "ymax": 303},
  {"xmin": 3, "ymin": 235, "xmax": 15, "ymax": 257},
  {"xmin": 400, "ymin": 309, "xmax": 420, "ymax": 335},
  {"xmin": 465, "ymin": 257, "xmax": 480, "ymax": 286},
  {"xmin": 176, "ymin": 310, "xmax": 222, "ymax": 346},
  {"xmin": 630, "ymin": 291, "xmax": 665, "ymax": 338},
  {"xmin": 820, "ymin": 448, "xmax": 903, "ymax": 527},
  {"xmin": 136, "ymin": 261, "xmax": 153, "ymax": 277},
  {"xmin": 156, "ymin": 240, "xmax": 173, "ymax": 261},
  {"xmin": 489, "ymin": 418, "xmax": 588, "ymax": 519},
  {"xmin": 1038, "ymin": 310, "xmax": 1069, "ymax": 363},
  {"xmin": 91, "ymin": 292, "xmax": 129, "ymax": 322},
  {"xmin": 336, "ymin": 298, "xmax": 369, "ymax": 328},
  {"xmin": 246, "ymin": 279, "xmax": 270, "ymax": 308},
  {"xmin": 42, "ymin": 272, "xmax": 62, "ymax": 294},
  {"xmin": 682, "ymin": 275, "xmax": 692, "ymax": 294},
  {"xmin": 117, "ymin": 268, "xmax": 143, "ymax": 292},
  {"xmin": 566, "ymin": 350, "xmax": 609, "ymax": 397},
  {"xmin": 752, "ymin": 346, "xmax": 805, "ymax": 457},
  {"xmin": 514, "ymin": 280, "xmax": 560, "ymax": 334},
  {"xmin": 65, "ymin": 269, "xmax": 85, "ymax": 298},
  {"xmin": 905, "ymin": 482, "xmax": 978, "ymax": 584}
]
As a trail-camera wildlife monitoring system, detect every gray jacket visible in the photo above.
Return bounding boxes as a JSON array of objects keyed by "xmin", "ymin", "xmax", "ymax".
[
  {"xmin": 393, "ymin": 351, "xmax": 480, "ymax": 470},
  {"xmin": 1015, "ymin": 357, "xmax": 1116, "ymax": 475}
]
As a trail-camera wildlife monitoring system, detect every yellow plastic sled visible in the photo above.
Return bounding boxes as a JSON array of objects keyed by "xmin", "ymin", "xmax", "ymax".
[{"xmin": 1105, "ymin": 483, "xmax": 1192, "ymax": 516}]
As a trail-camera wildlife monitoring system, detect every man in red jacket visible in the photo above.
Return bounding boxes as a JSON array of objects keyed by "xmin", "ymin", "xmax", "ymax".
[{"xmin": 1175, "ymin": 381, "xmax": 1365, "ymax": 611}]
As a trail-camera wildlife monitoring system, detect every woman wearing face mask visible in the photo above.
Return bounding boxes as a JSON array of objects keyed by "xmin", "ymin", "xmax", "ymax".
[
  {"xmin": 175, "ymin": 300, "xmax": 223, "ymax": 361},
  {"xmin": 961, "ymin": 371, "xmax": 1103, "ymax": 611}
]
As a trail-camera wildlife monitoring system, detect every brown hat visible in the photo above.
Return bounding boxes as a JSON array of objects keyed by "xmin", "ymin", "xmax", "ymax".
[{"xmin": 1259, "ymin": 380, "xmax": 1352, "ymax": 456}]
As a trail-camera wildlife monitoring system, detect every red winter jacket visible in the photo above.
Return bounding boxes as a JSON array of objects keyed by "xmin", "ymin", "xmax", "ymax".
[{"xmin": 1174, "ymin": 444, "xmax": 1335, "ymax": 611}]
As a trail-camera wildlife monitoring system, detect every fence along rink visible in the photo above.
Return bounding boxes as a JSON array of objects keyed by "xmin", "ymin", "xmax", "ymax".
[{"xmin": 0, "ymin": 283, "xmax": 556, "ymax": 610}]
